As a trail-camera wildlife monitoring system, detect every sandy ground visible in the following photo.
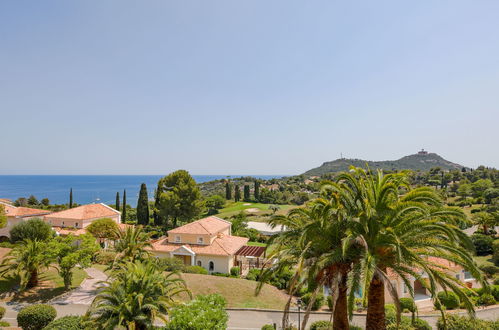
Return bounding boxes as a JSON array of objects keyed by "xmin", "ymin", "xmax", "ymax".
[{"xmin": 245, "ymin": 208, "xmax": 260, "ymax": 213}]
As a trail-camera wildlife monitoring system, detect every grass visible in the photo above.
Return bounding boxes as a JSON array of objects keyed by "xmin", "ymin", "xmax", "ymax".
[
  {"xmin": 177, "ymin": 272, "xmax": 289, "ymax": 309},
  {"xmin": 0, "ymin": 266, "xmax": 87, "ymax": 303},
  {"xmin": 474, "ymin": 255, "xmax": 495, "ymax": 268},
  {"xmin": 215, "ymin": 202, "xmax": 297, "ymax": 219},
  {"xmin": 247, "ymin": 241, "xmax": 267, "ymax": 247}
]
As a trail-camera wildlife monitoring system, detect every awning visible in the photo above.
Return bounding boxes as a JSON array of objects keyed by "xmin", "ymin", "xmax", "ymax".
[{"xmin": 235, "ymin": 245, "xmax": 266, "ymax": 257}]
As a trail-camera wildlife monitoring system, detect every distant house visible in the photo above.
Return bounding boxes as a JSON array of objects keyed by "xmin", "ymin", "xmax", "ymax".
[
  {"xmin": 45, "ymin": 203, "xmax": 121, "ymax": 234},
  {"xmin": 150, "ymin": 216, "xmax": 257, "ymax": 274},
  {"xmin": 0, "ymin": 201, "xmax": 52, "ymax": 240}
]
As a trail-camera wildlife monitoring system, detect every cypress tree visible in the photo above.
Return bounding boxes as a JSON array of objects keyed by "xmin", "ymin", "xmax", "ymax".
[
  {"xmin": 69, "ymin": 188, "xmax": 73, "ymax": 208},
  {"xmin": 243, "ymin": 184, "xmax": 250, "ymax": 201},
  {"xmin": 234, "ymin": 185, "xmax": 241, "ymax": 202},
  {"xmin": 122, "ymin": 189, "xmax": 127, "ymax": 222},
  {"xmin": 115, "ymin": 192, "xmax": 120, "ymax": 211},
  {"xmin": 254, "ymin": 181, "xmax": 260, "ymax": 201},
  {"xmin": 225, "ymin": 181, "xmax": 232, "ymax": 200},
  {"xmin": 137, "ymin": 183, "xmax": 149, "ymax": 225},
  {"xmin": 153, "ymin": 187, "xmax": 162, "ymax": 226}
]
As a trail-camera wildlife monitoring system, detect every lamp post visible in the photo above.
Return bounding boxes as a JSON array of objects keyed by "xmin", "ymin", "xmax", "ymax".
[{"xmin": 297, "ymin": 298, "xmax": 302, "ymax": 330}]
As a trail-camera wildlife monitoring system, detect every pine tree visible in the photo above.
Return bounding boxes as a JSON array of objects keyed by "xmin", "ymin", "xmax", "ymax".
[
  {"xmin": 225, "ymin": 182, "xmax": 232, "ymax": 200},
  {"xmin": 243, "ymin": 185, "xmax": 250, "ymax": 201},
  {"xmin": 69, "ymin": 188, "xmax": 73, "ymax": 208},
  {"xmin": 234, "ymin": 185, "xmax": 241, "ymax": 202},
  {"xmin": 122, "ymin": 189, "xmax": 127, "ymax": 222},
  {"xmin": 254, "ymin": 181, "xmax": 260, "ymax": 201},
  {"xmin": 137, "ymin": 183, "xmax": 149, "ymax": 225},
  {"xmin": 115, "ymin": 192, "xmax": 120, "ymax": 211}
]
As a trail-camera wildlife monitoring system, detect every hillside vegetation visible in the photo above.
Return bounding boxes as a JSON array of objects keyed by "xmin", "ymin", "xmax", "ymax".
[{"xmin": 303, "ymin": 152, "xmax": 464, "ymax": 176}]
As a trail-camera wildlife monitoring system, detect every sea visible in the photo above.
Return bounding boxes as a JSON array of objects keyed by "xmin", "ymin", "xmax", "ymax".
[{"xmin": 0, "ymin": 175, "xmax": 284, "ymax": 205}]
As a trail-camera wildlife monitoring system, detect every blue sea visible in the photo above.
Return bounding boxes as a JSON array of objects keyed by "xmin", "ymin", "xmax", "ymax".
[{"xmin": 0, "ymin": 175, "xmax": 283, "ymax": 205}]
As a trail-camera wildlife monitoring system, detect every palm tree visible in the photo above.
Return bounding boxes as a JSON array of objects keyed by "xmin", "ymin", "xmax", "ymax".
[
  {"xmin": 334, "ymin": 168, "xmax": 486, "ymax": 330},
  {"xmin": 0, "ymin": 239, "xmax": 51, "ymax": 290},
  {"xmin": 87, "ymin": 260, "xmax": 189, "ymax": 330},
  {"xmin": 113, "ymin": 226, "xmax": 152, "ymax": 264}
]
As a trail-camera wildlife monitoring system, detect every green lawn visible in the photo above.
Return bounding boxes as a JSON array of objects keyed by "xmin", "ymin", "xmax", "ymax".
[
  {"xmin": 247, "ymin": 241, "xmax": 267, "ymax": 247},
  {"xmin": 474, "ymin": 255, "xmax": 495, "ymax": 268},
  {"xmin": 215, "ymin": 202, "xmax": 297, "ymax": 219},
  {"xmin": 177, "ymin": 272, "xmax": 289, "ymax": 309}
]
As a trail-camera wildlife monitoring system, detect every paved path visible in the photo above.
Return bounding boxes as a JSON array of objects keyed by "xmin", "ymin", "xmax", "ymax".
[{"xmin": 51, "ymin": 267, "xmax": 107, "ymax": 305}]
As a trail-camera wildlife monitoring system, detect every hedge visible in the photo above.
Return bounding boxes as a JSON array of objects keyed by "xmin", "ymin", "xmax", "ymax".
[
  {"xmin": 17, "ymin": 304, "xmax": 57, "ymax": 330},
  {"xmin": 184, "ymin": 265, "xmax": 208, "ymax": 274},
  {"xmin": 42, "ymin": 316, "xmax": 84, "ymax": 330},
  {"xmin": 399, "ymin": 297, "xmax": 416, "ymax": 313},
  {"xmin": 437, "ymin": 314, "xmax": 499, "ymax": 330},
  {"xmin": 310, "ymin": 320, "xmax": 331, "ymax": 330},
  {"xmin": 434, "ymin": 291, "xmax": 460, "ymax": 310}
]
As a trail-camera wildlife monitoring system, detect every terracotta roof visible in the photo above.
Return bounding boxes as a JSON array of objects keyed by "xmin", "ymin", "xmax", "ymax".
[
  {"xmin": 150, "ymin": 234, "xmax": 248, "ymax": 256},
  {"xmin": 168, "ymin": 216, "xmax": 231, "ymax": 235},
  {"xmin": 45, "ymin": 203, "xmax": 119, "ymax": 221},
  {"xmin": 1, "ymin": 203, "xmax": 52, "ymax": 218},
  {"xmin": 386, "ymin": 257, "xmax": 463, "ymax": 279},
  {"xmin": 54, "ymin": 223, "xmax": 131, "ymax": 236}
]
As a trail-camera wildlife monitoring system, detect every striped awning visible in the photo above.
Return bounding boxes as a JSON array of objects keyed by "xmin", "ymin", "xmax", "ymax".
[{"xmin": 235, "ymin": 245, "xmax": 266, "ymax": 257}]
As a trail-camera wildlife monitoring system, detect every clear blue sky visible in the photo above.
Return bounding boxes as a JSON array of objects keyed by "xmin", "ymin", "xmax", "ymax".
[{"xmin": 1, "ymin": 1, "xmax": 498, "ymax": 175}]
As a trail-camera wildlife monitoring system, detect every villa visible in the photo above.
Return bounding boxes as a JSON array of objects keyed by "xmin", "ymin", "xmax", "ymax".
[
  {"xmin": 150, "ymin": 216, "xmax": 265, "ymax": 274},
  {"xmin": 0, "ymin": 201, "xmax": 52, "ymax": 240}
]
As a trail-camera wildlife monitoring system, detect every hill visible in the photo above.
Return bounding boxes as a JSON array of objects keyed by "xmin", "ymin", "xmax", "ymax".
[{"xmin": 303, "ymin": 151, "xmax": 464, "ymax": 176}]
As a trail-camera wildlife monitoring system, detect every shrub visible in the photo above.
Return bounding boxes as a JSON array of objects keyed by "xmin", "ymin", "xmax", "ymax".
[
  {"xmin": 155, "ymin": 257, "xmax": 185, "ymax": 272},
  {"xmin": 493, "ymin": 240, "xmax": 499, "ymax": 266},
  {"xmin": 327, "ymin": 295, "xmax": 333, "ymax": 310},
  {"xmin": 10, "ymin": 218, "xmax": 54, "ymax": 243},
  {"xmin": 17, "ymin": 304, "xmax": 57, "ymax": 330},
  {"xmin": 412, "ymin": 318, "xmax": 431, "ymax": 330},
  {"xmin": 471, "ymin": 234, "xmax": 494, "ymax": 255},
  {"xmin": 479, "ymin": 264, "xmax": 499, "ymax": 278},
  {"xmin": 42, "ymin": 316, "xmax": 84, "ymax": 330},
  {"xmin": 384, "ymin": 304, "xmax": 397, "ymax": 323},
  {"xmin": 165, "ymin": 294, "xmax": 228, "ymax": 330},
  {"xmin": 386, "ymin": 316, "xmax": 413, "ymax": 330},
  {"xmin": 494, "ymin": 277, "xmax": 499, "ymax": 285},
  {"xmin": 399, "ymin": 297, "xmax": 416, "ymax": 313},
  {"xmin": 437, "ymin": 314, "xmax": 499, "ymax": 330},
  {"xmin": 230, "ymin": 266, "xmax": 240, "ymax": 277},
  {"xmin": 435, "ymin": 291, "xmax": 460, "ymax": 310},
  {"xmin": 491, "ymin": 285, "xmax": 499, "ymax": 301},
  {"xmin": 0, "ymin": 321, "xmax": 10, "ymax": 327},
  {"xmin": 211, "ymin": 272, "xmax": 230, "ymax": 277},
  {"xmin": 301, "ymin": 292, "xmax": 325, "ymax": 311},
  {"xmin": 261, "ymin": 325, "xmax": 275, "ymax": 330},
  {"xmin": 349, "ymin": 326, "xmax": 362, "ymax": 330},
  {"xmin": 310, "ymin": 320, "xmax": 331, "ymax": 330},
  {"xmin": 246, "ymin": 268, "xmax": 261, "ymax": 281},
  {"xmin": 94, "ymin": 250, "xmax": 116, "ymax": 265},
  {"xmin": 184, "ymin": 265, "xmax": 208, "ymax": 274},
  {"xmin": 0, "ymin": 306, "xmax": 5, "ymax": 319},
  {"xmin": 476, "ymin": 293, "xmax": 496, "ymax": 306}
]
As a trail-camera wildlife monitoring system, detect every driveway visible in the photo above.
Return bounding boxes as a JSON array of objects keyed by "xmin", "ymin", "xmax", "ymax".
[{"xmin": 51, "ymin": 267, "xmax": 107, "ymax": 305}]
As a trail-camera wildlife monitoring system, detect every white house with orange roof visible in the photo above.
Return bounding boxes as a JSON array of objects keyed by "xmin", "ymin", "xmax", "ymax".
[
  {"xmin": 150, "ymin": 216, "xmax": 251, "ymax": 274},
  {"xmin": 0, "ymin": 201, "xmax": 52, "ymax": 240}
]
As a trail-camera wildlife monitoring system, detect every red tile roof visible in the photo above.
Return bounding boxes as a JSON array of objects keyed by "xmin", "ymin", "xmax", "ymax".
[
  {"xmin": 168, "ymin": 216, "xmax": 231, "ymax": 235},
  {"xmin": 1, "ymin": 203, "xmax": 52, "ymax": 218},
  {"xmin": 150, "ymin": 234, "xmax": 248, "ymax": 256},
  {"xmin": 45, "ymin": 203, "xmax": 119, "ymax": 221}
]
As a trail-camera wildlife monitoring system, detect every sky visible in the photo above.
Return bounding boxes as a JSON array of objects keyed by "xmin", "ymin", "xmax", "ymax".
[{"xmin": 0, "ymin": 1, "xmax": 498, "ymax": 175}]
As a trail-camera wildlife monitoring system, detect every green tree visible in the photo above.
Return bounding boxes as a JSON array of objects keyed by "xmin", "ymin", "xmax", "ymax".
[
  {"xmin": 157, "ymin": 170, "xmax": 203, "ymax": 228},
  {"xmin": 122, "ymin": 189, "xmax": 127, "ymax": 221},
  {"xmin": 472, "ymin": 212, "xmax": 496, "ymax": 234},
  {"xmin": 234, "ymin": 185, "xmax": 241, "ymax": 202},
  {"xmin": 41, "ymin": 198, "xmax": 50, "ymax": 206},
  {"xmin": 254, "ymin": 181, "xmax": 260, "ymax": 201},
  {"xmin": 9, "ymin": 218, "xmax": 54, "ymax": 243},
  {"xmin": 27, "ymin": 195, "xmax": 39, "ymax": 206},
  {"xmin": 115, "ymin": 191, "xmax": 120, "ymax": 211},
  {"xmin": 471, "ymin": 179, "xmax": 494, "ymax": 199},
  {"xmin": 113, "ymin": 226, "xmax": 152, "ymax": 264},
  {"xmin": 86, "ymin": 218, "xmax": 119, "ymax": 243},
  {"xmin": 0, "ymin": 239, "xmax": 51, "ymax": 290},
  {"xmin": 0, "ymin": 204, "xmax": 6, "ymax": 229},
  {"xmin": 88, "ymin": 261, "xmax": 189, "ymax": 330},
  {"xmin": 243, "ymin": 185, "xmax": 250, "ymax": 201},
  {"xmin": 47, "ymin": 234, "xmax": 99, "ymax": 289},
  {"xmin": 457, "ymin": 183, "xmax": 472, "ymax": 200},
  {"xmin": 153, "ymin": 188, "xmax": 162, "ymax": 226},
  {"xmin": 225, "ymin": 181, "xmax": 232, "ymax": 200},
  {"xmin": 69, "ymin": 188, "xmax": 73, "ymax": 208},
  {"xmin": 206, "ymin": 195, "xmax": 225, "ymax": 215},
  {"xmin": 136, "ymin": 183, "xmax": 149, "ymax": 225},
  {"xmin": 166, "ymin": 294, "xmax": 228, "ymax": 330}
]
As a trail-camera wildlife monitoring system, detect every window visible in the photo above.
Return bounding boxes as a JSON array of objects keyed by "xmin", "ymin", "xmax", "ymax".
[
  {"xmin": 455, "ymin": 274, "xmax": 460, "ymax": 280},
  {"xmin": 62, "ymin": 221, "xmax": 65, "ymax": 227},
  {"xmin": 403, "ymin": 284, "xmax": 408, "ymax": 294},
  {"xmin": 75, "ymin": 222, "xmax": 78, "ymax": 228},
  {"xmin": 197, "ymin": 260, "xmax": 202, "ymax": 267},
  {"xmin": 209, "ymin": 261, "xmax": 214, "ymax": 272},
  {"xmin": 175, "ymin": 236, "xmax": 181, "ymax": 243},
  {"xmin": 464, "ymin": 271, "xmax": 473, "ymax": 280},
  {"xmin": 197, "ymin": 237, "xmax": 204, "ymax": 244}
]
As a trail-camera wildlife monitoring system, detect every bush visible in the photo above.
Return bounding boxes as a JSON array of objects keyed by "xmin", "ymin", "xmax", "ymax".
[
  {"xmin": 165, "ymin": 294, "xmax": 228, "ymax": 330},
  {"xmin": 494, "ymin": 277, "xmax": 499, "ymax": 285},
  {"xmin": 17, "ymin": 304, "xmax": 57, "ymax": 330},
  {"xmin": 0, "ymin": 321, "xmax": 10, "ymax": 327},
  {"xmin": 155, "ymin": 257, "xmax": 185, "ymax": 272},
  {"xmin": 0, "ymin": 306, "xmax": 5, "ymax": 319},
  {"xmin": 94, "ymin": 250, "xmax": 116, "ymax": 265},
  {"xmin": 476, "ymin": 293, "xmax": 496, "ymax": 306},
  {"xmin": 211, "ymin": 272, "xmax": 230, "ymax": 277},
  {"xmin": 246, "ymin": 268, "xmax": 261, "ymax": 281},
  {"xmin": 230, "ymin": 266, "xmax": 240, "ymax": 277},
  {"xmin": 491, "ymin": 285, "xmax": 499, "ymax": 301},
  {"xmin": 349, "ymin": 326, "xmax": 362, "ymax": 330},
  {"xmin": 435, "ymin": 291, "xmax": 460, "ymax": 310},
  {"xmin": 493, "ymin": 240, "xmax": 499, "ymax": 266},
  {"xmin": 327, "ymin": 295, "xmax": 333, "ymax": 310},
  {"xmin": 412, "ymin": 318, "xmax": 431, "ymax": 330},
  {"xmin": 386, "ymin": 316, "xmax": 413, "ymax": 330},
  {"xmin": 10, "ymin": 218, "xmax": 54, "ymax": 243},
  {"xmin": 301, "ymin": 292, "xmax": 325, "ymax": 311},
  {"xmin": 479, "ymin": 264, "xmax": 499, "ymax": 278},
  {"xmin": 42, "ymin": 316, "xmax": 84, "ymax": 330},
  {"xmin": 399, "ymin": 297, "xmax": 416, "ymax": 313},
  {"xmin": 437, "ymin": 314, "xmax": 499, "ymax": 330},
  {"xmin": 310, "ymin": 320, "xmax": 331, "ymax": 330},
  {"xmin": 471, "ymin": 234, "xmax": 494, "ymax": 256},
  {"xmin": 184, "ymin": 265, "xmax": 208, "ymax": 274},
  {"xmin": 261, "ymin": 325, "xmax": 275, "ymax": 330}
]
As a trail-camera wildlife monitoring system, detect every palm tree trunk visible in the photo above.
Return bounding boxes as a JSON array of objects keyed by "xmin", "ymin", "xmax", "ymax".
[
  {"xmin": 366, "ymin": 274, "xmax": 386, "ymax": 330},
  {"xmin": 333, "ymin": 272, "xmax": 349, "ymax": 330},
  {"xmin": 27, "ymin": 269, "xmax": 38, "ymax": 288}
]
